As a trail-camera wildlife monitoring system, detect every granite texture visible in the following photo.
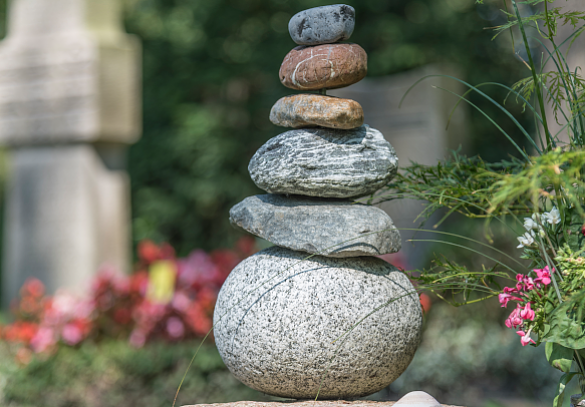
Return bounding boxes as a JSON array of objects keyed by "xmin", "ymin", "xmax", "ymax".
[
  {"xmin": 270, "ymin": 94, "xmax": 363, "ymax": 129},
  {"xmin": 229, "ymin": 194, "xmax": 401, "ymax": 257},
  {"xmin": 279, "ymin": 44, "xmax": 367, "ymax": 91},
  {"xmin": 213, "ymin": 247, "xmax": 423, "ymax": 400},
  {"xmin": 288, "ymin": 5, "xmax": 355, "ymax": 46},
  {"xmin": 182, "ymin": 400, "xmax": 462, "ymax": 407},
  {"xmin": 249, "ymin": 125, "xmax": 398, "ymax": 198}
]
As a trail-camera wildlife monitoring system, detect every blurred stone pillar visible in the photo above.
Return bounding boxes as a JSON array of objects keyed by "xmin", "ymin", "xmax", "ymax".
[
  {"xmin": 0, "ymin": 0, "xmax": 141, "ymax": 306},
  {"xmin": 330, "ymin": 65, "xmax": 467, "ymax": 269}
]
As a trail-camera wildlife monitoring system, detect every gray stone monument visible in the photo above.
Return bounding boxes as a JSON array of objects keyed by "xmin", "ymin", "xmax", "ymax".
[{"xmin": 0, "ymin": 0, "xmax": 141, "ymax": 306}]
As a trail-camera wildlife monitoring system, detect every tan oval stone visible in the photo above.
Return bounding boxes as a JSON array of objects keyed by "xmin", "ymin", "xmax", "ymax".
[
  {"xmin": 270, "ymin": 94, "xmax": 364, "ymax": 129},
  {"xmin": 279, "ymin": 43, "xmax": 367, "ymax": 90}
]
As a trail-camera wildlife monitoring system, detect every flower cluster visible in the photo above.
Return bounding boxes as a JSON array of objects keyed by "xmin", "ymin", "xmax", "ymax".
[
  {"xmin": 0, "ymin": 237, "xmax": 256, "ymax": 357},
  {"xmin": 499, "ymin": 266, "xmax": 554, "ymax": 346},
  {"xmin": 517, "ymin": 208, "xmax": 561, "ymax": 249}
]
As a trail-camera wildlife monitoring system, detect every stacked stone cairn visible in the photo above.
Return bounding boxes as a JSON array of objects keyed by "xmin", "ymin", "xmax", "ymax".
[{"xmin": 214, "ymin": 5, "xmax": 423, "ymax": 400}]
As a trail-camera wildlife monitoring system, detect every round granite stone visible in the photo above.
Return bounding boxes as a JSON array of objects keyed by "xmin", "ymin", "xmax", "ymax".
[
  {"xmin": 229, "ymin": 194, "xmax": 401, "ymax": 257},
  {"xmin": 288, "ymin": 5, "xmax": 355, "ymax": 46},
  {"xmin": 270, "ymin": 94, "xmax": 363, "ymax": 129},
  {"xmin": 213, "ymin": 246, "xmax": 423, "ymax": 399},
  {"xmin": 279, "ymin": 43, "xmax": 367, "ymax": 91},
  {"xmin": 248, "ymin": 125, "xmax": 398, "ymax": 198}
]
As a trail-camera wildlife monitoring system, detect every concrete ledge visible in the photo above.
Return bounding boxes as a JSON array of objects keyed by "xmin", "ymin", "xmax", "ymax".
[{"xmin": 182, "ymin": 400, "xmax": 462, "ymax": 407}]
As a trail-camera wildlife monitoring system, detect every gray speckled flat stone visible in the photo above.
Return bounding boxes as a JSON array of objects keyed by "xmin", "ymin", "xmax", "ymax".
[
  {"xmin": 289, "ymin": 5, "xmax": 355, "ymax": 46},
  {"xmin": 213, "ymin": 247, "xmax": 422, "ymax": 400},
  {"xmin": 229, "ymin": 194, "xmax": 401, "ymax": 257},
  {"xmin": 249, "ymin": 125, "xmax": 398, "ymax": 198}
]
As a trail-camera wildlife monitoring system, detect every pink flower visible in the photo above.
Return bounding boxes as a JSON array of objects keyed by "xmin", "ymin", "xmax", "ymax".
[
  {"xmin": 534, "ymin": 266, "xmax": 553, "ymax": 286},
  {"xmin": 523, "ymin": 276, "xmax": 535, "ymax": 291},
  {"xmin": 505, "ymin": 307, "xmax": 524, "ymax": 329},
  {"xmin": 515, "ymin": 274, "xmax": 524, "ymax": 291},
  {"xmin": 499, "ymin": 293, "xmax": 512, "ymax": 307},
  {"xmin": 520, "ymin": 303, "xmax": 535, "ymax": 321},
  {"xmin": 171, "ymin": 291, "xmax": 191, "ymax": 312},
  {"xmin": 129, "ymin": 329, "xmax": 146, "ymax": 348},
  {"xmin": 516, "ymin": 330, "xmax": 536, "ymax": 346},
  {"xmin": 62, "ymin": 323, "xmax": 83, "ymax": 345},
  {"xmin": 166, "ymin": 317, "xmax": 185, "ymax": 339},
  {"xmin": 30, "ymin": 326, "xmax": 57, "ymax": 353},
  {"xmin": 499, "ymin": 286, "xmax": 523, "ymax": 307}
]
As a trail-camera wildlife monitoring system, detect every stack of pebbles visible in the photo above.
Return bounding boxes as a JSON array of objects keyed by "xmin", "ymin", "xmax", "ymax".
[{"xmin": 214, "ymin": 5, "xmax": 423, "ymax": 400}]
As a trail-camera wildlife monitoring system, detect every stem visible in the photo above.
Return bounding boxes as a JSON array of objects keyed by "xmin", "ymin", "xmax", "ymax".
[{"xmin": 511, "ymin": 0, "xmax": 553, "ymax": 151}]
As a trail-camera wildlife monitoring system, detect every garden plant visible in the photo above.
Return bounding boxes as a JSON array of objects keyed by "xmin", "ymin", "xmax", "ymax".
[{"xmin": 373, "ymin": 1, "xmax": 585, "ymax": 406}]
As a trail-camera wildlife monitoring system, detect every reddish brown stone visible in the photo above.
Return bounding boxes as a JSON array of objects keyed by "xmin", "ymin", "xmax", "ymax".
[
  {"xmin": 270, "ymin": 94, "xmax": 364, "ymax": 129},
  {"xmin": 279, "ymin": 43, "xmax": 367, "ymax": 91}
]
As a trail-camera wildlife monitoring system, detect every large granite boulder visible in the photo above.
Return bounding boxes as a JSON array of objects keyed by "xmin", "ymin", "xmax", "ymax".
[
  {"xmin": 213, "ymin": 246, "xmax": 423, "ymax": 400},
  {"xmin": 229, "ymin": 194, "xmax": 401, "ymax": 257},
  {"xmin": 248, "ymin": 125, "xmax": 398, "ymax": 198}
]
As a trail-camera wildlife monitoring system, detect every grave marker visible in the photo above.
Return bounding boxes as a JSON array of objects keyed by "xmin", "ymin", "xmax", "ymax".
[{"xmin": 0, "ymin": 0, "xmax": 141, "ymax": 306}]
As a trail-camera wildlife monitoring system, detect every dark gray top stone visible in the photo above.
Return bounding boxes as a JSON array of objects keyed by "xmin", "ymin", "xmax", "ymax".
[
  {"xmin": 288, "ymin": 5, "xmax": 355, "ymax": 46},
  {"xmin": 229, "ymin": 194, "xmax": 401, "ymax": 257},
  {"xmin": 248, "ymin": 125, "xmax": 398, "ymax": 199}
]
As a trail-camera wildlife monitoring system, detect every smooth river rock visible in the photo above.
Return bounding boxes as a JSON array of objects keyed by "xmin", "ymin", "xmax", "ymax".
[
  {"xmin": 213, "ymin": 246, "xmax": 423, "ymax": 399},
  {"xmin": 270, "ymin": 94, "xmax": 363, "ymax": 129},
  {"xmin": 229, "ymin": 194, "xmax": 401, "ymax": 257},
  {"xmin": 279, "ymin": 43, "xmax": 367, "ymax": 90},
  {"xmin": 249, "ymin": 125, "xmax": 398, "ymax": 198},
  {"xmin": 288, "ymin": 5, "xmax": 355, "ymax": 46},
  {"xmin": 394, "ymin": 392, "xmax": 442, "ymax": 407}
]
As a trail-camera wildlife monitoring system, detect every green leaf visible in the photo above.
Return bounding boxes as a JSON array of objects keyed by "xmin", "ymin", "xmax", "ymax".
[
  {"xmin": 543, "ymin": 292, "xmax": 585, "ymax": 349},
  {"xmin": 567, "ymin": 207, "xmax": 585, "ymax": 251},
  {"xmin": 546, "ymin": 342, "xmax": 574, "ymax": 372},
  {"xmin": 554, "ymin": 372, "xmax": 579, "ymax": 407}
]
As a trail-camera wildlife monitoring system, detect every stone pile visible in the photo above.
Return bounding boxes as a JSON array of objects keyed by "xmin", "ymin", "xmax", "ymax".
[{"xmin": 214, "ymin": 5, "xmax": 423, "ymax": 400}]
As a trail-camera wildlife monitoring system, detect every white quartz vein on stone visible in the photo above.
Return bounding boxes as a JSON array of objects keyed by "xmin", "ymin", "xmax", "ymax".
[{"xmin": 248, "ymin": 125, "xmax": 398, "ymax": 198}]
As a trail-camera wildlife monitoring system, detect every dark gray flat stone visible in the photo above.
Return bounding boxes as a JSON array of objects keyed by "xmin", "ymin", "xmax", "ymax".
[
  {"xmin": 229, "ymin": 194, "xmax": 401, "ymax": 258},
  {"xmin": 248, "ymin": 125, "xmax": 398, "ymax": 199},
  {"xmin": 289, "ymin": 5, "xmax": 355, "ymax": 46}
]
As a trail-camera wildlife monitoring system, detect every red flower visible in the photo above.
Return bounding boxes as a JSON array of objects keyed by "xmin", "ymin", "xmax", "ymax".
[
  {"xmin": 419, "ymin": 293, "xmax": 432, "ymax": 313},
  {"xmin": 3, "ymin": 321, "xmax": 38, "ymax": 343},
  {"xmin": 138, "ymin": 240, "xmax": 162, "ymax": 263},
  {"xmin": 21, "ymin": 278, "xmax": 45, "ymax": 298}
]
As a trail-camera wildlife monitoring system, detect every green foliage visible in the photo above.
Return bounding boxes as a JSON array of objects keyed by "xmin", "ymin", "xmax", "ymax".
[
  {"xmin": 487, "ymin": 149, "xmax": 585, "ymax": 220},
  {"xmin": 379, "ymin": 152, "xmax": 525, "ymax": 224},
  {"xmin": 546, "ymin": 342, "xmax": 574, "ymax": 373},
  {"xmin": 0, "ymin": 340, "xmax": 267, "ymax": 407},
  {"xmin": 123, "ymin": 0, "xmax": 530, "ymax": 255},
  {"xmin": 554, "ymin": 372, "xmax": 579, "ymax": 407}
]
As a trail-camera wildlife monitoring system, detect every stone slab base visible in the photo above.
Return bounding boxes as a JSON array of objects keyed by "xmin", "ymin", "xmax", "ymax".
[{"xmin": 182, "ymin": 400, "xmax": 462, "ymax": 407}]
